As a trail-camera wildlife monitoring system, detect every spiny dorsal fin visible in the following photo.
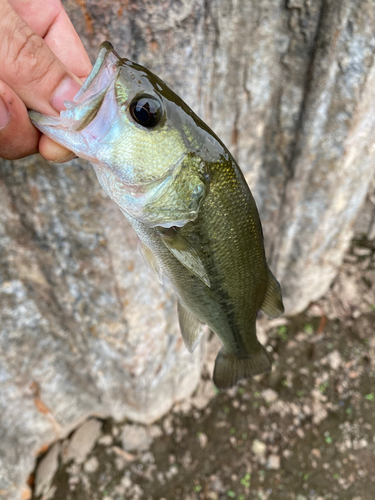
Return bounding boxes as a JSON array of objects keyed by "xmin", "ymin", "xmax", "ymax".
[
  {"xmin": 159, "ymin": 228, "xmax": 211, "ymax": 287},
  {"xmin": 260, "ymin": 268, "xmax": 284, "ymax": 319},
  {"xmin": 177, "ymin": 301, "xmax": 206, "ymax": 353}
]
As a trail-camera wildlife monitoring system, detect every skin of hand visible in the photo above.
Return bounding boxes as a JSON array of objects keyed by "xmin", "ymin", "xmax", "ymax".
[{"xmin": 0, "ymin": 0, "xmax": 92, "ymax": 162}]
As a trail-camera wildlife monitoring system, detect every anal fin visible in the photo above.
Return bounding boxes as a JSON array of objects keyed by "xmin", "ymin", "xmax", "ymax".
[
  {"xmin": 177, "ymin": 301, "xmax": 205, "ymax": 353},
  {"xmin": 260, "ymin": 268, "xmax": 284, "ymax": 319},
  {"xmin": 213, "ymin": 346, "xmax": 271, "ymax": 390}
]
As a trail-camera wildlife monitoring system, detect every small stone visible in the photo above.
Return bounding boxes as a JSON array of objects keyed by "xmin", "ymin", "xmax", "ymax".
[
  {"xmin": 197, "ymin": 432, "xmax": 208, "ymax": 448},
  {"xmin": 208, "ymin": 493, "xmax": 219, "ymax": 500},
  {"xmin": 262, "ymin": 389, "xmax": 278, "ymax": 403},
  {"xmin": 267, "ymin": 454, "xmax": 280, "ymax": 470},
  {"xmin": 84, "ymin": 456, "xmax": 99, "ymax": 473},
  {"xmin": 34, "ymin": 443, "xmax": 60, "ymax": 497},
  {"xmin": 141, "ymin": 451, "xmax": 155, "ymax": 463},
  {"xmin": 162, "ymin": 415, "xmax": 174, "ymax": 435},
  {"xmin": 296, "ymin": 428, "xmax": 305, "ymax": 439},
  {"xmin": 251, "ymin": 439, "xmax": 267, "ymax": 458},
  {"xmin": 112, "ymin": 446, "xmax": 136, "ymax": 461},
  {"xmin": 328, "ymin": 350, "xmax": 342, "ymax": 370},
  {"xmin": 115, "ymin": 456, "xmax": 126, "ymax": 470},
  {"xmin": 121, "ymin": 424, "xmax": 153, "ymax": 452},
  {"xmin": 149, "ymin": 425, "xmax": 163, "ymax": 439},
  {"xmin": 302, "ymin": 404, "xmax": 312, "ymax": 415},
  {"xmin": 121, "ymin": 475, "xmax": 132, "ymax": 489},
  {"xmin": 353, "ymin": 246, "xmax": 371, "ymax": 256},
  {"xmin": 311, "ymin": 448, "xmax": 321, "ymax": 459},
  {"xmin": 64, "ymin": 419, "xmax": 102, "ymax": 464},
  {"xmin": 98, "ymin": 434, "xmax": 113, "ymax": 446}
]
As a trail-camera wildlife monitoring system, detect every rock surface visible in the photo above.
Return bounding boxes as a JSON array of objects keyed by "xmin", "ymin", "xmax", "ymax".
[
  {"xmin": 1, "ymin": 1, "xmax": 375, "ymax": 499},
  {"xmin": 0, "ymin": 158, "xmax": 203, "ymax": 500}
]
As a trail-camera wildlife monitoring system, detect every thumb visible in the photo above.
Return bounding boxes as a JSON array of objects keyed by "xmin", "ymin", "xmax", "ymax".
[
  {"xmin": 0, "ymin": 0, "xmax": 82, "ymax": 116},
  {"xmin": 0, "ymin": 0, "xmax": 84, "ymax": 161}
]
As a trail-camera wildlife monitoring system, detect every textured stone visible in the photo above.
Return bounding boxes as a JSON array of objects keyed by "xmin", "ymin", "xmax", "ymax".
[
  {"xmin": 34, "ymin": 443, "xmax": 60, "ymax": 497},
  {"xmin": 1, "ymin": 1, "xmax": 375, "ymax": 499},
  {"xmin": 251, "ymin": 440, "xmax": 267, "ymax": 458},
  {"xmin": 267, "ymin": 454, "xmax": 281, "ymax": 470},
  {"xmin": 63, "ymin": 419, "xmax": 102, "ymax": 464},
  {"xmin": 121, "ymin": 425, "xmax": 153, "ymax": 452},
  {"xmin": 262, "ymin": 389, "xmax": 279, "ymax": 404}
]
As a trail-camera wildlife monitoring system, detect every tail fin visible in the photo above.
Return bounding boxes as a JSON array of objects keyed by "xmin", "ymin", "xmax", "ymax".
[{"xmin": 213, "ymin": 347, "xmax": 271, "ymax": 390}]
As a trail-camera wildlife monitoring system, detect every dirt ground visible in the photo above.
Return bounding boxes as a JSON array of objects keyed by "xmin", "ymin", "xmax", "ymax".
[{"xmin": 31, "ymin": 191, "xmax": 375, "ymax": 500}]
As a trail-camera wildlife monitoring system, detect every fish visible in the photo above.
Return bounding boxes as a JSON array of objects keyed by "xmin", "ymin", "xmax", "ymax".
[{"xmin": 29, "ymin": 42, "xmax": 284, "ymax": 389}]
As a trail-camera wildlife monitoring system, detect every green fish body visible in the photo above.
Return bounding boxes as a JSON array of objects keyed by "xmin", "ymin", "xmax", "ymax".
[{"xmin": 30, "ymin": 42, "xmax": 284, "ymax": 389}]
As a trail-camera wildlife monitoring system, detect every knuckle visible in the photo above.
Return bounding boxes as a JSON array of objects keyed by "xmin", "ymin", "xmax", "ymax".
[{"xmin": 10, "ymin": 26, "xmax": 54, "ymax": 86}]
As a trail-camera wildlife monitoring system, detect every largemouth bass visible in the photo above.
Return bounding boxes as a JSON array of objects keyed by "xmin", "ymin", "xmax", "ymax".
[{"xmin": 29, "ymin": 42, "xmax": 284, "ymax": 389}]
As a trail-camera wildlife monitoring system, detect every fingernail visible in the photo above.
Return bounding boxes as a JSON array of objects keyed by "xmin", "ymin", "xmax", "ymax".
[
  {"xmin": 54, "ymin": 152, "xmax": 77, "ymax": 164},
  {"xmin": 51, "ymin": 77, "xmax": 82, "ymax": 112},
  {"xmin": 0, "ymin": 96, "xmax": 10, "ymax": 130}
]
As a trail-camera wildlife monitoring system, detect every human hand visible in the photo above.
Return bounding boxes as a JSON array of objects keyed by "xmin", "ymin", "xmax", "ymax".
[{"xmin": 0, "ymin": 0, "xmax": 92, "ymax": 161}]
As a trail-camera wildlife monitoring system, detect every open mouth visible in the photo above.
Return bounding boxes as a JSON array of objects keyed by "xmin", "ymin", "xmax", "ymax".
[
  {"xmin": 60, "ymin": 42, "xmax": 121, "ymax": 131},
  {"xmin": 73, "ymin": 42, "xmax": 121, "ymax": 108},
  {"xmin": 29, "ymin": 42, "xmax": 121, "ymax": 133}
]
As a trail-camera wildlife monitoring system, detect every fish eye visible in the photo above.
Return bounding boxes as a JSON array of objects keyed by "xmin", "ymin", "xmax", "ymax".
[{"xmin": 129, "ymin": 94, "xmax": 162, "ymax": 128}]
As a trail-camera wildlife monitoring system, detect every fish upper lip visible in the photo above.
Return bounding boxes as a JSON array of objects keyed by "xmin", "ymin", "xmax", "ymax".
[
  {"xmin": 73, "ymin": 42, "xmax": 121, "ymax": 103},
  {"xmin": 56, "ymin": 43, "xmax": 121, "ymax": 133}
]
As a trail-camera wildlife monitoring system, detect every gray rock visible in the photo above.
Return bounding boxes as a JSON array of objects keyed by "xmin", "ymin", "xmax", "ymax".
[
  {"xmin": 84, "ymin": 456, "xmax": 99, "ymax": 474},
  {"xmin": 34, "ymin": 443, "xmax": 60, "ymax": 497},
  {"xmin": 267, "ymin": 454, "xmax": 281, "ymax": 470},
  {"xmin": 251, "ymin": 440, "xmax": 267, "ymax": 458},
  {"xmin": 63, "ymin": 419, "xmax": 102, "ymax": 464},
  {"xmin": 261, "ymin": 389, "xmax": 279, "ymax": 404},
  {"xmin": 120, "ymin": 424, "xmax": 153, "ymax": 452}
]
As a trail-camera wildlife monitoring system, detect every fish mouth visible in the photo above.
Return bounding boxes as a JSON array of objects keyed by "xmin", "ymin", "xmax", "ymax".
[
  {"xmin": 73, "ymin": 42, "xmax": 121, "ymax": 108},
  {"xmin": 29, "ymin": 42, "xmax": 122, "ymax": 132}
]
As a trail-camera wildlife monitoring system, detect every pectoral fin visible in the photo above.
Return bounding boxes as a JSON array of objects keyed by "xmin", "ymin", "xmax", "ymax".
[
  {"xmin": 159, "ymin": 228, "xmax": 210, "ymax": 287},
  {"xmin": 177, "ymin": 301, "xmax": 205, "ymax": 352},
  {"xmin": 260, "ymin": 268, "xmax": 284, "ymax": 319},
  {"xmin": 138, "ymin": 241, "xmax": 163, "ymax": 284}
]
